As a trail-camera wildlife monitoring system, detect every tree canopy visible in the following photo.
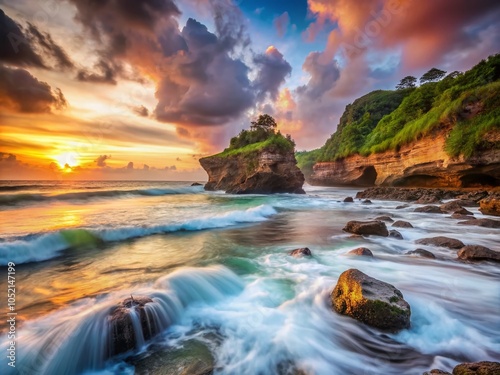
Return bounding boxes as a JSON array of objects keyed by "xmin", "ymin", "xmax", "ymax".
[
  {"xmin": 396, "ymin": 76, "xmax": 417, "ymax": 90},
  {"xmin": 420, "ymin": 68, "xmax": 446, "ymax": 84},
  {"xmin": 251, "ymin": 114, "xmax": 277, "ymax": 132}
]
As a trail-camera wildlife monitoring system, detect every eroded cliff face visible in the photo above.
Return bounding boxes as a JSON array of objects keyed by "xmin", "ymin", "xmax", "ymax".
[
  {"xmin": 309, "ymin": 129, "xmax": 500, "ymax": 188},
  {"xmin": 200, "ymin": 149, "xmax": 305, "ymax": 194}
]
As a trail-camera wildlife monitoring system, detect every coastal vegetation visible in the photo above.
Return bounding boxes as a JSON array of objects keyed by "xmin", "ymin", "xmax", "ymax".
[{"xmin": 296, "ymin": 53, "xmax": 500, "ymax": 172}]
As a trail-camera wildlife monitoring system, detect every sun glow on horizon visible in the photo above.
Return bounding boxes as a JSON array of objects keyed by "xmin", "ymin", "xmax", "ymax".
[{"xmin": 53, "ymin": 152, "xmax": 80, "ymax": 169}]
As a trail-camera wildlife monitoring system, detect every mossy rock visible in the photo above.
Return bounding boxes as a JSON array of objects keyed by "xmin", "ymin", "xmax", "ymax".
[{"xmin": 331, "ymin": 269, "xmax": 411, "ymax": 332}]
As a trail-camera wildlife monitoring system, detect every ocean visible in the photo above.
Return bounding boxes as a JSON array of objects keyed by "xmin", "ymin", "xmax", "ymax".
[{"xmin": 0, "ymin": 180, "xmax": 499, "ymax": 374}]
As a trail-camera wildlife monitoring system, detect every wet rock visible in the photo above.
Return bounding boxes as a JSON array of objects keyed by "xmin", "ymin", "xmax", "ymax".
[
  {"xmin": 406, "ymin": 249, "xmax": 436, "ymax": 259},
  {"xmin": 453, "ymin": 361, "xmax": 500, "ymax": 375},
  {"xmin": 288, "ymin": 247, "xmax": 312, "ymax": 257},
  {"xmin": 440, "ymin": 200, "xmax": 468, "ymax": 212},
  {"xmin": 343, "ymin": 197, "xmax": 354, "ymax": 202},
  {"xmin": 389, "ymin": 230, "xmax": 403, "ymax": 240},
  {"xmin": 416, "ymin": 236, "xmax": 465, "ymax": 249},
  {"xmin": 191, "ymin": 182, "xmax": 203, "ymax": 186},
  {"xmin": 454, "ymin": 207, "xmax": 473, "ymax": 215},
  {"xmin": 414, "ymin": 205, "xmax": 444, "ymax": 214},
  {"xmin": 374, "ymin": 216, "xmax": 394, "ymax": 222},
  {"xmin": 396, "ymin": 204, "xmax": 409, "ymax": 209},
  {"xmin": 362, "ymin": 199, "xmax": 372, "ymax": 204},
  {"xmin": 451, "ymin": 213, "xmax": 475, "ymax": 220},
  {"xmin": 453, "ymin": 199, "xmax": 479, "ymax": 207},
  {"xmin": 346, "ymin": 247, "xmax": 373, "ymax": 257},
  {"xmin": 109, "ymin": 296, "xmax": 159, "ymax": 356},
  {"xmin": 479, "ymin": 197, "xmax": 500, "ymax": 216},
  {"xmin": 343, "ymin": 220, "xmax": 389, "ymax": 237},
  {"xmin": 131, "ymin": 339, "xmax": 215, "ymax": 375},
  {"xmin": 392, "ymin": 220, "xmax": 413, "ymax": 228},
  {"xmin": 416, "ymin": 195, "xmax": 441, "ymax": 204},
  {"xmin": 331, "ymin": 269, "xmax": 411, "ymax": 332},
  {"xmin": 457, "ymin": 245, "xmax": 500, "ymax": 263},
  {"xmin": 458, "ymin": 218, "xmax": 500, "ymax": 228},
  {"xmin": 423, "ymin": 370, "xmax": 452, "ymax": 375}
]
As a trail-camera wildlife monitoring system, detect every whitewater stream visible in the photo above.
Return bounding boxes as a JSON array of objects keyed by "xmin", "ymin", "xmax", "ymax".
[{"xmin": 0, "ymin": 181, "xmax": 498, "ymax": 375}]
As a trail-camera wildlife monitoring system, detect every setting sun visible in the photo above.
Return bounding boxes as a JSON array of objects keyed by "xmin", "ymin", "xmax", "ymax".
[{"xmin": 54, "ymin": 152, "xmax": 80, "ymax": 169}]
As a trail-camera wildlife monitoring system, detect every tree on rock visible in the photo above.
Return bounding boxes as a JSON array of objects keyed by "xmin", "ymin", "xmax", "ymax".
[
  {"xmin": 251, "ymin": 114, "xmax": 277, "ymax": 132},
  {"xmin": 420, "ymin": 68, "xmax": 446, "ymax": 84},
  {"xmin": 396, "ymin": 76, "xmax": 417, "ymax": 90}
]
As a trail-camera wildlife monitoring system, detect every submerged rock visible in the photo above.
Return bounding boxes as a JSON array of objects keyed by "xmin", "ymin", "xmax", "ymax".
[
  {"xmin": 288, "ymin": 247, "xmax": 312, "ymax": 257},
  {"xmin": 406, "ymin": 249, "xmax": 436, "ymax": 259},
  {"xmin": 392, "ymin": 220, "xmax": 413, "ymax": 228},
  {"xmin": 458, "ymin": 218, "xmax": 500, "ymax": 228},
  {"xmin": 346, "ymin": 247, "xmax": 373, "ymax": 257},
  {"xmin": 343, "ymin": 196, "xmax": 354, "ymax": 202},
  {"xmin": 343, "ymin": 220, "xmax": 389, "ymax": 237},
  {"xmin": 331, "ymin": 269, "xmax": 411, "ymax": 332},
  {"xmin": 362, "ymin": 199, "xmax": 372, "ymax": 204},
  {"xmin": 416, "ymin": 237, "xmax": 465, "ymax": 249},
  {"xmin": 479, "ymin": 197, "xmax": 500, "ymax": 216},
  {"xmin": 374, "ymin": 215, "xmax": 393, "ymax": 222},
  {"xmin": 191, "ymin": 182, "xmax": 203, "ymax": 186},
  {"xmin": 457, "ymin": 245, "xmax": 500, "ymax": 263},
  {"xmin": 453, "ymin": 361, "xmax": 500, "ymax": 374},
  {"xmin": 414, "ymin": 205, "xmax": 444, "ymax": 214},
  {"xmin": 389, "ymin": 229, "xmax": 403, "ymax": 240},
  {"xmin": 109, "ymin": 296, "xmax": 159, "ymax": 356}
]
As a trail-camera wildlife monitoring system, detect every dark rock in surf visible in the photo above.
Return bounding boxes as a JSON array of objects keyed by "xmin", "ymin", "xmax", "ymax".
[
  {"xmin": 457, "ymin": 245, "xmax": 500, "ymax": 263},
  {"xmin": 289, "ymin": 247, "xmax": 312, "ymax": 257},
  {"xmin": 423, "ymin": 370, "xmax": 452, "ymax": 375},
  {"xmin": 416, "ymin": 237, "xmax": 465, "ymax": 249},
  {"xmin": 414, "ymin": 205, "xmax": 444, "ymax": 214},
  {"xmin": 343, "ymin": 197, "xmax": 354, "ymax": 202},
  {"xmin": 109, "ymin": 296, "xmax": 159, "ymax": 356},
  {"xmin": 374, "ymin": 216, "xmax": 393, "ymax": 222},
  {"xmin": 396, "ymin": 204, "xmax": 409, "ymax": 209},
  {"xmin": 191, "ymin": 182, "xmax": 203, "ymax": 186},
  {"xmin": 458, "ymin": 218, "xmax": 500, "ymax": 228},
  {"xmin": 453, "ymin": 361, "xmax": 500, "ymax": 374},
  {"xmin": 415, "ymin": 195, "xmax": 441, "ymax": 204},
  {"xmin": 440, "ymin": 200, "xmax": 468, "ymax": 212},
  {"xmin": 406, "ymin": 249, "xmax": 436, "ymax": 259},
  {"xmin": 331, "ymin": 269, "xmax": 411, "ymax": 332},
  {"xmin": 454, "ymin": 207, "xmax": 473, "ymax": 215},
  {"xmin": 392, "ymin": 220, "xmax": 413, "ymax": 228},
  {"xmin": 451, "ymin": 213, "xmax": 475, "ymax": 220},
  {"xmin": 389, "ymin": 230, "xmax": 403, "ymax": 240},
  {"xmin": 346, "ymin": 247, "xmax": 373, "ymax": 257},
  {"xmin": 362, "ymin": 199, "xmax": 372, "ymax": 204},
  {"xmin": 343, "ymin": 220, "xmax": 388, "ymax": 237}
]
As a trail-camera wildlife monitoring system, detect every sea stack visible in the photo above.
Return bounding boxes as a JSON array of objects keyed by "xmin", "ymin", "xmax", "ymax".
[{"xmin": 199, "ymin": 114, "xmax": 305, "ymax": 194}]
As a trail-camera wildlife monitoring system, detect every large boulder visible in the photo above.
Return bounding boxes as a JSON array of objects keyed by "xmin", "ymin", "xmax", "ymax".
[
  {"xmin": 331, "ymin": 269, "xmax": 411, "ymax": 332},
  {"xmin": 109, "ymin": 296, "xmax": 159, "ymax": 356},
  {"xmin": 457, "ymin": 245, "xmax": 500, "ymax": 263},
  {"xmin": 453, "ymin": 361, "xmax": 500, "ymax": 375},
  {"xmin": 416, "ymin": 237, "xmax": 465, "ymax": 249},
  {"xmin": 479, "ymin": 198, "xmax": 500, "ymax": 216},
  {"xmin": 200, "ymin": 146, "xmax": 305, "ymax": 194},
  {"xmin": 343, "ymin": 220, "xmax": 389, "ymax": 237}
]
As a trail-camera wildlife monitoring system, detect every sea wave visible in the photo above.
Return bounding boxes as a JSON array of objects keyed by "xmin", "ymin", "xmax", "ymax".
[
  {"xmin": 0, "ymin": 204, "xmax": 277, "ymax": 265},
  {"xmin": 0, "ymin": 185, "xmax": 204, "ymax": 206}
]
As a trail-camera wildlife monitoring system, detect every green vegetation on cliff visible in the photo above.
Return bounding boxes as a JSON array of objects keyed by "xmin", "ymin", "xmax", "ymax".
[
  {"xmin": 215, "ymin": 114, "xmax": 296, "ymax": 158},
  {"xmin": 298, "ymin": 53, "xmax": 500, "ymax": 171}
]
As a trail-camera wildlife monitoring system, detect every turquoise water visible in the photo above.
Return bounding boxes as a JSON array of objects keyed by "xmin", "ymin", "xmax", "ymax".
[{"xmin": 0, "ymin": 181, "xmax": 499, "ymax": 374}]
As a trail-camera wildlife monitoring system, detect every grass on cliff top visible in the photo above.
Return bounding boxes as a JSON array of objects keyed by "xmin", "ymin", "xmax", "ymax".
[{"xmin": 214, "ymin": 132, "xmax": 295, "ymax": 158}]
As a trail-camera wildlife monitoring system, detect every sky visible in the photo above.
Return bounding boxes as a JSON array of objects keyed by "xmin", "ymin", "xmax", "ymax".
[{"xmin": 0, "ymin": 0, "xmax": 499, "ymax": 180}]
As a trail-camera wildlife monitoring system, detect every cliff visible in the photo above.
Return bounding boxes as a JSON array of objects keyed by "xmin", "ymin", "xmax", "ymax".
[
  {"xmin": 309, "ymin": 127, "xmax": 500, "ymax": 187},
  {"xmin": 200, "ymin": 135, "xmax": 305, "ymax": 194},
  {"xmin": 301, "ymin": 53, "xmax": 500, "ymax": 188}
]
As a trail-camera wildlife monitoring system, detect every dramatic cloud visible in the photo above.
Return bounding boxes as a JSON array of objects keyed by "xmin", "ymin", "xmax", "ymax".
[
  {"xmin": 254, "ymin": 46, "xmax": 292, "ymax": 102},
  {"xmin": 297, "ymin": 52, "xmax": 340, "ymax": 100},
  {"xmin": 274, "ymin": 12, "xmax": 290, "ymax": 38},
  {"xmin": 95, "ymin": 155, "xmax": 110, "ymax": 167},
  {"xmin": 76, "ymin": 60, "xmax": 118, "ymax": 84},
  {"xmin": 0, "ymin": 65, "xmax": 67, "ymax": 113},
  {"xmin": 0, "ymin": 10, "xmax": 74, "ymax": 70},
  {"xmin": 133, "ymin": 105, "xmax": 149, "ymax": 117}
]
